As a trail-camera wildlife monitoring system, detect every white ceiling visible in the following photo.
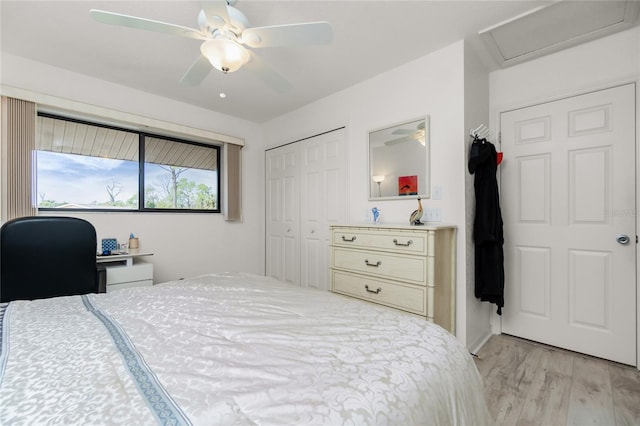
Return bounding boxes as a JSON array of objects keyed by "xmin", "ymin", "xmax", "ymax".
[{"xmin": 1, "ymin": 0, "xmax": 620, "ymax": 123}]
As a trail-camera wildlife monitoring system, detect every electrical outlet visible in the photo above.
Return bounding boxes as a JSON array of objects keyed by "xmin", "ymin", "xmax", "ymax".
[{"xmin": 424, "ymin": 207, "xmax": 442, "ymax": 222}]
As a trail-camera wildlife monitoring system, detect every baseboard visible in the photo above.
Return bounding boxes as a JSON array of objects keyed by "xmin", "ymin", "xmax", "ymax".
[{"xmin": 468, "ymin": 331, "xmax": 493, "ymax": 356}]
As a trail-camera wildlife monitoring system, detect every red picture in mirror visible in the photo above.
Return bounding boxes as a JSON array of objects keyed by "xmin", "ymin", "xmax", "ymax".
[{"xmin": 398, "ymin": 175, "xmax": 418, "ymax": 196}]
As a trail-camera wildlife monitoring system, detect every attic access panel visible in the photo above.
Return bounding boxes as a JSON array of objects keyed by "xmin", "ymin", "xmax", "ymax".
[{"xmin": 479, "ymin": 0, "xmax": 640, "ymax": 67}]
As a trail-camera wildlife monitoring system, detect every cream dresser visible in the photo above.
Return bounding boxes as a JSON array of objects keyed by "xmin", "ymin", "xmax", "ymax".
[{"xmin": 330, "ymin": 224, "xmax": 456, "ymax": 334}]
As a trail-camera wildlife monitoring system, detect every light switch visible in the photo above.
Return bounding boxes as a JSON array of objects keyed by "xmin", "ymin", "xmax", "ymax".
[{"xmin": 432, "ymin": 185, "xmax": 442, "ymax": 200}]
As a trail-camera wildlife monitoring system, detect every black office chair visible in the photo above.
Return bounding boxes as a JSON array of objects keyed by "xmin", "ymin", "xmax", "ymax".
[{"xmin": 0, "ymin": 216, "xmax": 106, "ymax": 302}]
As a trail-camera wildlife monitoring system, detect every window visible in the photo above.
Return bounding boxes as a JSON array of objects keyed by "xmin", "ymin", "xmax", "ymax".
[
  {"xmin": 36, "ymin": 114, "xmax": 220, "ymax": 212},
  {"xmin": 143, "ymin": 136, "xmax": 218, "ymax": 210}
]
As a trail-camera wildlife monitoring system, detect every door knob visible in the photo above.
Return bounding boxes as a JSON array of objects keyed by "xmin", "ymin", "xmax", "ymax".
[{"xmin": 616, "ymin": 234, "xmax": 630, "ymax": 245}]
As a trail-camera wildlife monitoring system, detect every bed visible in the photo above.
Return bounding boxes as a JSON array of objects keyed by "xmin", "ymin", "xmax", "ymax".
[{"xmin": 0, "ymin": 273, "xmax": 490, "ymax": 425}]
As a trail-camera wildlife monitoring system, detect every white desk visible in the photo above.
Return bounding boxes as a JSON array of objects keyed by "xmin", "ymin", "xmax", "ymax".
[
  {"xmin": 96, "ymin": 251, "xmax": 153, "ymax": 266},
  {"xmin": 97, "ymin": 252, "xmax": 154, "ymax": 292}
]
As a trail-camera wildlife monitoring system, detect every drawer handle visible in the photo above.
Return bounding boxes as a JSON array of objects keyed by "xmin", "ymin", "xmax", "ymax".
[
  {"xmin": 364, "ymin": 259, "xmax": 381, "ymax": 267},
  {"xmin": 341, "ymin": 235, "xmax": 357, "ymax": 242},
  {"xmin": 365, "ymin": 285, "xmax": 382, "ymax": 294},
  {"xmin": 393, "ymin": 239, "xmax": 413, "ymax": 247}
]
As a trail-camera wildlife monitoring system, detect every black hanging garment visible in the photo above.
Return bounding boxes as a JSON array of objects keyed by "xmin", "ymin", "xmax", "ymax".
[{"xmin": 468, "ymin": 138, "xmax": 504, "ymax": 315}]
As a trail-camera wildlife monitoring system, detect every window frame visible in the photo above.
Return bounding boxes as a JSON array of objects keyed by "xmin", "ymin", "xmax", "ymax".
[{"xmin": 36, "ymin": 113, "xmax": 222, "ymax": 214}]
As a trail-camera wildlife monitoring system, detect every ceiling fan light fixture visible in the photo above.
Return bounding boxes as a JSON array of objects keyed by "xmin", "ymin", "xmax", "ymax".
[
  {"xmin": 417, "ymin": 130, "xmax": 426, "ymax": 146},
  {"xmin": 200, "ymin": 38, "xmax": 250, "ymax": 73}
]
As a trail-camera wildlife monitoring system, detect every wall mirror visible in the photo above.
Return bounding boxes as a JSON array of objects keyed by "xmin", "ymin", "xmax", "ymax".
[{"xmin": 368, "ymin": 116, "xmax": 430, "ymax": 200}]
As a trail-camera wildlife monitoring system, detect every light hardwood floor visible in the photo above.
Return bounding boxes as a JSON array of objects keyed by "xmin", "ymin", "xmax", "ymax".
[{"xmin": 474, "ymin": 334, "xmax": 640, "ymax": 426}]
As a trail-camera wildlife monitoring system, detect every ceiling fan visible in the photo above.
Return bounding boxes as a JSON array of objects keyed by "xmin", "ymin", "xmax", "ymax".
[
  {"xmin": 89, "ymin": 0, "xmax": 333, "ymax": 93},
  {"xmin": 385, "ymin": 121, "xmax": 426, "ymax": 146}
]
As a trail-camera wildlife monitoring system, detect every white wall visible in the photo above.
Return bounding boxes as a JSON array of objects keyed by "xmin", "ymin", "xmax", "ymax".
[
  {"xmin": 490, "ymin": 27, "xmax": 639, "ymax": 113},
  {"xmin": 0, "ymin": 54, "xmax": 266, "ymax": 283},
  {"xmin": 489, "ymin": 27, "xmax": 640, "ymax": 355},
  {"xmin": 263, "ymin": 41, "xmax": 485, "ymax": 346},
  {"xmin": 463, "ymin": 42, "xmax": 493, "ymax": 352}
]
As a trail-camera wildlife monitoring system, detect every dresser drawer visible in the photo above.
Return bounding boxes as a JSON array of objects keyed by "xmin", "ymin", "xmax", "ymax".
[
  {"xmin": 332, "ymin": 270, "xmax": 427, "ymax": 316},
  {"xmin": 332, "ymin": 247, "xmax": 427, "ymax": 285},
  {"xmin": 332, "ymin": 228, "xmax": 428, "ymax": 255}
]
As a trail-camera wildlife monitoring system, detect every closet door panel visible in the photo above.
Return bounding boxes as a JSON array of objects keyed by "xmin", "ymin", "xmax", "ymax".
[
  {"xmin": 267, "ymin": 128, "xmax": 346, "ymax": 290},
  {"xmin": 300, "ymin": 129, "xmax": 347, "ymax": 291},
  {"xmin": 301, "ymin": 140, "xmax": 324, "ymax": 290},
  {"xmin": 265, "ymin": 146, "xmax": 300, "ymax": 284},
  {"xmin": 325, "ymin": 168, "xmax": 342, "ymax": 223}
]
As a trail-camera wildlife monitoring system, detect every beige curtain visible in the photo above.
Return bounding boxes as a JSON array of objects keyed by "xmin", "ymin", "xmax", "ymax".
[
  {"xmin": 224, "ymin": 143, "xmax": 242, "ymax": 221},
  {"xmin": 1, "ymin": 97, "xmax": 37, "ymax": 222}
]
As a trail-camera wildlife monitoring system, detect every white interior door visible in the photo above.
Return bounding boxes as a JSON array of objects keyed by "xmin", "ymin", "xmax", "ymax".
[
  {"xmin": 300, "ymin": 128, "xmax": 347, "ymax": 290},
  {"xmin": 501, "ymin": 84, "xmax": 636, "ymax": 365},
  {"xmin": 265, "ymin": 145, "xmax": 300, "ymax": 284}
]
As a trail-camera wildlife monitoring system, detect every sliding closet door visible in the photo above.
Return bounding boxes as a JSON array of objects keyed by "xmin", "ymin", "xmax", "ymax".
[
  {"xmin": 300, "ymin": 128, "xmax": 347, "ymax": 290},
  {"xmin": 266, "ymin": 128, "xmax": 347, "ymax": 290},
  {"xmin": 266, "ymin": 145, "xmax": 300, "ymax": 284}
]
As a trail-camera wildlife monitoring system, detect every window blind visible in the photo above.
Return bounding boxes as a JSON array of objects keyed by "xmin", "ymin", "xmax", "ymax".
[
  {"xmin": 224, "ymin": 143, "xmax": 242, "ymax": 221},
  {"xmin": 1, "ymin": 97, "xmax": 37, "ymax": 221}
]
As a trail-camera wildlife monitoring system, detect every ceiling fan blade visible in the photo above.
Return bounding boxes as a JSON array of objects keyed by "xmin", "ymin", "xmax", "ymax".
[
  {"xmin": 200, "ymin": 0, "xmax": 231, "ymax": 28},
  {"xmin": 243, "ymin": 52, "xmax": 292, "ymax": 94},
  {"xmin": 385, "ymin": 136, "xmax": 414, "ymax": 146},
  {"xmin": 392, "ymin": 129, "xmax": 414, "ymax": 135},
  {"xmin": 180, "ymin": 55, "xmax": 212, "ymax": 86},
  {"xmin": 90, "ymin": 9, "xmax": 206, "ymax": 40},
  {"xmin": 241, "ymin": 22, "xmax": 332, "ymax": 48}
]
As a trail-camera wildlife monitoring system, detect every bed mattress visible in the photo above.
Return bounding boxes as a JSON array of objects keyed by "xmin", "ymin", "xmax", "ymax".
[{"xmin": 0, "ymin": 272, "xmax": 490, "ymax": 425}]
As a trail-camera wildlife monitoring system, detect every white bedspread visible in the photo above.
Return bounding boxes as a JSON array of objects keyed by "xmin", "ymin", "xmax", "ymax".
[{"xmin": 0, "ymin": 273, "xmax": 490, "ymax": 425}]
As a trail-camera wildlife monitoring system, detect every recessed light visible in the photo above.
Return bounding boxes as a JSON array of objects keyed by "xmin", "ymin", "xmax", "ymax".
[{"xmin": 219, "ymin": 92, "xmax": 227, "ymax": 98}]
